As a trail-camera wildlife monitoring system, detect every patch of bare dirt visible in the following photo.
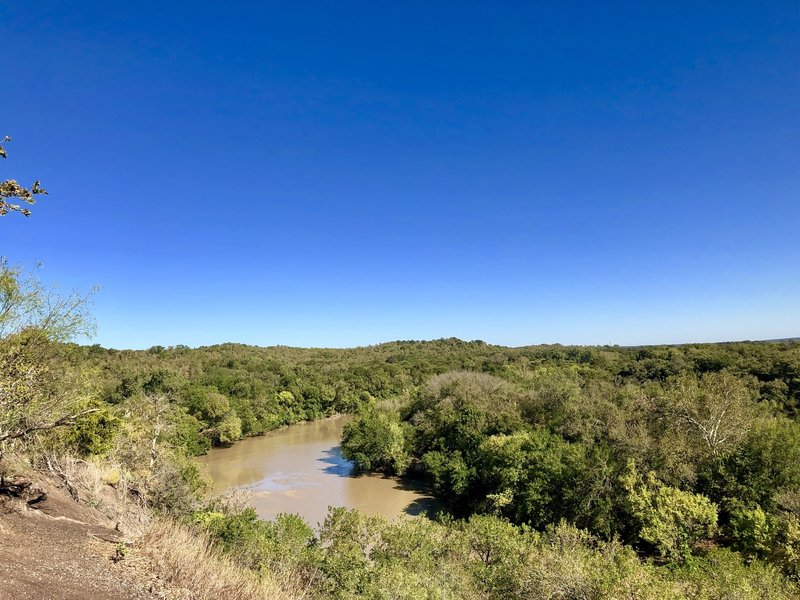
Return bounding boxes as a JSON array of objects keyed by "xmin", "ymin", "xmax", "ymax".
[{"xmin": 0, "ymin": 476, "xmax": 159, "ymax": 600}]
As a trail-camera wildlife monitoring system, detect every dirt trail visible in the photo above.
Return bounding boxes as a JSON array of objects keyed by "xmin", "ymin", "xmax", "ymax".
[{"xmin": 0, "ymin": 478, "xmax": 158, "ymax": 600}]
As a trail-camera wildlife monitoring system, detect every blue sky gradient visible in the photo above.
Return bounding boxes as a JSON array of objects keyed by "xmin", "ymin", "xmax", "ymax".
[{"xmin": 1, "ymin": 1, "xmax": 798, "ymax": 348}]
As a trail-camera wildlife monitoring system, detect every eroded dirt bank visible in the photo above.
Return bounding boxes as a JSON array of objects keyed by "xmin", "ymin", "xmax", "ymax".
[
  {"xmin": 0, "ymin": 468, "xmax": 297, "ymax": 600},
  {"xmin": 0, "ymin": 475, "xmax": 157, "ymax": 600}
]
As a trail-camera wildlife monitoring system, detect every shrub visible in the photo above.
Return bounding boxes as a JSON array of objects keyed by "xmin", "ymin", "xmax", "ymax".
[{"xmin": 622, "ymin": 461, "xmax": 718, "ymax": 560}]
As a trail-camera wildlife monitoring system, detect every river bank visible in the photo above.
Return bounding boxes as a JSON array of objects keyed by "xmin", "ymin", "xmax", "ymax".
[{"xmin": 197, "ymin": 415, "xmax": 441, "ymax": 526}]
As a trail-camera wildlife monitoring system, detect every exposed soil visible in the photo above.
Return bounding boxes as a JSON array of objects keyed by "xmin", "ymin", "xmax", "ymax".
[{"xmin": 0, "ymin": 476, "xmax": 161, "ymax": 600}]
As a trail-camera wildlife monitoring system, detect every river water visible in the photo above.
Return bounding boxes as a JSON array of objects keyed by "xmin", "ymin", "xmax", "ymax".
[{"xmin": 197, "ymin": 415, "xmax": 440, "ymax": 527}]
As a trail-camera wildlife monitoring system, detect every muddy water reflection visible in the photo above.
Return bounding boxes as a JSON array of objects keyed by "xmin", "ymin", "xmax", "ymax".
[{"xmin": 198, "ymin": 415, "xmax": 440, "ymax": 527}]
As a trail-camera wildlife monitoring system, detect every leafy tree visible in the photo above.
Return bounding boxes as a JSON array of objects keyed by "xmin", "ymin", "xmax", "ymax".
[
  {"xmin": 0, "ymin": 260, "xmax": 95, "ymax": 341},
  {"xmin": 462, "ymin": 513, "xmax": 522, "ymax": 566},
  {"xmin": 622, "ymin": 461, "xmax": 718, "ymax": 560},
  {"xmin": 771, "ymin": 513, "xmax": 800, "ymax": 580},
  {"xmin": 341, "ymin": 409, "xmax": 411, "ymax": 474},
  {"xmin": 658, "ymin": 371, "xmax": 760, "ymax": 458},
  {"xmin": 516, "ymin": 366, "xmax": 582, "ymax": 428},
  {"xmin": 421, "ymin": 449, "xmax": 473, "ymax": 498},
  {"xmin": 113, "ymin": 392, "xmax": 208, "ymax": 511},
  {"xmin": 317, "ymin": 507, "xmax": 385, "ymax": 596},
  {"xmin": 61, "ymin": 401, "xmax": 120, "ymax": 456},
  {"xmin": 216, "ymin": 414, "xmax": 242, "ymax": 445},
  {"xmin": 704, "ymin": 418, "xmax": 800, "ymax": 512},
  {"xmin": 729, "ymin": 503, "xmax": 773, "ymax": 557},
  {"xmin": 0, "ymin": 262, "xmax": 96, "ymax": 450}
]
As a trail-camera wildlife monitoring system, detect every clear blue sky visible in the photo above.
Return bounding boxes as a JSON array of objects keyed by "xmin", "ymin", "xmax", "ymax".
[{"xmin": 2, "ymin": 1, "xmax": 798, "ymax": 349}]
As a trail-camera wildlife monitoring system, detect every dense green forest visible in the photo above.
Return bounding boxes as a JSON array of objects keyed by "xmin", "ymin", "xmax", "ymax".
[
  {"xmin": 3, "ymin": 259, "xmax": 800, "ymax": 597},
  {"xmin": 65, "ymin": 336, "xmax": 800, "ymax": 590},
  {"xmin": 68, "ymin": 335, "xmax": 800, "ymax": 453},
  {"xmin": 339, "ymin": 344, "xmax": 800, "ymax": 573}
]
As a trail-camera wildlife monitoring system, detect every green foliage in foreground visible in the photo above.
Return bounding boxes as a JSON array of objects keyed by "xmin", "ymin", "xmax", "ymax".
[{"xmin": 191, "ymin": 503, "xmax": 796, "ymax": 600}]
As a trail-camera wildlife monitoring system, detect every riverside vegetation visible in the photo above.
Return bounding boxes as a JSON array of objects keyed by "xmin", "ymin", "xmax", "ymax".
[{"xmin": 2, "ymin": 260, "xmax": 799, "ymax": 598}]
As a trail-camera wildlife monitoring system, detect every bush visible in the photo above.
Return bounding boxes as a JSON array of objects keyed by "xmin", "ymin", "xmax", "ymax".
[
  {"xmin": 63, "ymin": 403, "xmax": 120, "ymax": 456},
  {"xmin": 622, "ymin": 461, "xmax": 718, "ymax": 560},
  {"xmin": 674, "ymin": 548, "xmax": 797, "ymax": 600}
]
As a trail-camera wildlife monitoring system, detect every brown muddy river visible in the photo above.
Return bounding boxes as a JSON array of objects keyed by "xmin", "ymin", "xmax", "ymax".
[{"xmin": 198, "ymin": 415, "xmax": 440, "ymax": 527}]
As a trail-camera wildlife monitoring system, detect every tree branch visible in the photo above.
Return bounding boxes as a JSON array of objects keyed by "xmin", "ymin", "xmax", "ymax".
[{"xmin": 0, "ymin": 407, "xmax": 100, "ymax": 443}]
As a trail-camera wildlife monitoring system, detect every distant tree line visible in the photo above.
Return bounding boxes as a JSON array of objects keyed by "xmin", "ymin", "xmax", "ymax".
[{"xmin": 60, "ymin": 335, "xmax": 800, "ymax": 457}]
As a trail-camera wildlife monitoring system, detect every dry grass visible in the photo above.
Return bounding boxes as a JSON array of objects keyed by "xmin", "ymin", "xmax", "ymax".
[
  {"xmin": 137, "ymin": 518, "xmax": 307, "ymax": 600},
  {"xmin": 0, "ymin": 450, "xmax": 311, "ymax": 599},
  {"xmin": 53, "ymin": 454, "xmax": 150, "ymax": 534},
  {"xmin": 5, "ymin": 453, "xmax": 311, "ymax": 598}
]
